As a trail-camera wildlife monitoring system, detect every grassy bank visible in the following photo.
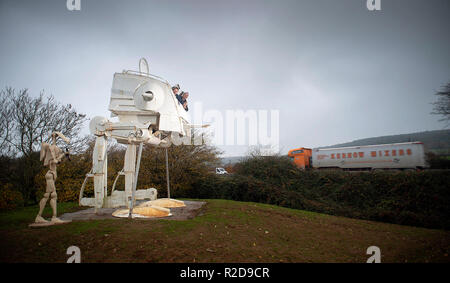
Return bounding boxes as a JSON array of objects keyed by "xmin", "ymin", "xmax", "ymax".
[{"xmin": 0, "ymin": 199, "xmax": 449, "ymax": 263}]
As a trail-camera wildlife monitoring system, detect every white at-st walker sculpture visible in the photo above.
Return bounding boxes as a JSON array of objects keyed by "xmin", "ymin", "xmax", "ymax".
[
  {"xmin": 30, "ymin": 132, "xmax": 72, "ymax": 227},
  {"xmin": 80, "ymin": 58, "xmax": 194, "ymax": 217}
]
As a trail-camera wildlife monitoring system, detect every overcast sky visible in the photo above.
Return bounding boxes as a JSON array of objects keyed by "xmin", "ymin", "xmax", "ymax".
[{"xmin": 0, "ymin": 0, "xmax": 449, "ymax": 157}]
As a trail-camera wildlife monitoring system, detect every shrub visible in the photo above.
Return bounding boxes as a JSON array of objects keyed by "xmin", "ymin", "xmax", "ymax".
[
  {"xmin": 426, "ymin": 152, "xmax": 450, "ymax": 169},
  {"xmin": 183, "ymin": 155, "xmax": 450, "ymax": 230},
  {"xmin": 0, "ymin": 183, "xmax": 24, "ymax": 211}
]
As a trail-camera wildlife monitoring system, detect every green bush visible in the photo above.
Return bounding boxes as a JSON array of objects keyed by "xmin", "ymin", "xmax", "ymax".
[
  {"xmin": 0, "ymin": 184, "xmax": 24, "ymax": 211},
  {"xmin": 181, "ymin": 156, "xmax": 450, "ymax": 230},
  {"xmin": 426, "ymin": 152, "xmax": 450, "ymax": 169}
]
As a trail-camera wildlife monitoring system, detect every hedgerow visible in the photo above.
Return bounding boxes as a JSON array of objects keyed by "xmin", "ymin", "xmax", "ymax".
[{"xmin": 181, "ymin": 155, "xmax": 450, "ymax": 230}]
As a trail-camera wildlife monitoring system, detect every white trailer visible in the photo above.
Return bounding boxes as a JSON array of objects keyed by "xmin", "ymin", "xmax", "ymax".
[{"xmin": 311, "ymin": 142, "xmax": 428, "ymax": 170}]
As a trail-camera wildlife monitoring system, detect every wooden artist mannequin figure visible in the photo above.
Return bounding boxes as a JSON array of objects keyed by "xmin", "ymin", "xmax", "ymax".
[{"xmin": 33, "ymin": 132, "xmax": 70, "ymax": 224}]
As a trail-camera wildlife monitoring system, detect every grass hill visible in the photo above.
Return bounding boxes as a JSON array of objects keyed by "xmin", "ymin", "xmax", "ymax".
[
  {"xmin": 321, "ymin": 129, "xmax": 450, "ymax": 155},
  {"xmin": 0, "ymin": 199, "xmax": 448, "ymax": 263}
]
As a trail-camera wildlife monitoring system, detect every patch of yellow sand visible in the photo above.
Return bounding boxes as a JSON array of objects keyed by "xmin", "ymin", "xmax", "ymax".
[
  {"xmin": 138, "ymin": 198, "xmax": 185, "ymax": 208},
  {"xmin": 112, "ymin": 205, "xmax": 171, "ymax": 218}
]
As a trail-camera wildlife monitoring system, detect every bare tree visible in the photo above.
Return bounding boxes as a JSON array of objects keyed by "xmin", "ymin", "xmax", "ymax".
[
  {"xmin": 3, "ymin": 88, "xmax": 88, "ymax": 157},
  {"xmin": 431, "ymin": 82, "xmax": 450, "ymax": 127},
  {"xmin": 0, "ymin": 87, "xmax": 88, "ymax": 202},
  {"xmin": 0, "ymin": 88, "xmax": 14, "ymax": 155}
]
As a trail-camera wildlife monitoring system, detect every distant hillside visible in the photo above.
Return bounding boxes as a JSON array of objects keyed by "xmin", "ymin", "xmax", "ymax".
[{"xmin": 323, "ymin": 129, "xmax": 450, "ymax": 155}]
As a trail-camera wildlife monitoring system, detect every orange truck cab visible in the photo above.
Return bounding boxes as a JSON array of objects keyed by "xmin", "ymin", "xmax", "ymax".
[{"xmin": 288, "ymin": 147, "xmax": 312, "ymax": 169}]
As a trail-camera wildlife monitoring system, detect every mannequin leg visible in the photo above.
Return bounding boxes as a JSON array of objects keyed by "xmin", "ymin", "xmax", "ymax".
[
  {"xmin": 48, "ymin": 174, "xmax": 64, "ymax": 223},
  {"xmin": 50, "ymin": 191, "xmax": 57, "ymax": 218},
  {"xmin": 34, "ymin": 171, "xmax": 54, "ymax": 223},
  {"xmin": 35, "ymin": 192, "xmax": 50, "ymax": 223}
]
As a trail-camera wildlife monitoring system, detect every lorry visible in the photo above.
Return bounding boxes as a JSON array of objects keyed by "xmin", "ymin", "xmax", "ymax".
[{"xmin": 288, "ymin": 142, "xmax": 428, "ymax": 170}]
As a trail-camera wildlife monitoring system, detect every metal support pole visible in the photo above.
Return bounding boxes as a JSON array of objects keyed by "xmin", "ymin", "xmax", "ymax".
[
  {"xmin": 165, "ymin": 148, "xmax": 170, "ymax": 199},
  {"xmin": 128, "ymin": 142, "xmax": 143, "ymax": 219}
]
